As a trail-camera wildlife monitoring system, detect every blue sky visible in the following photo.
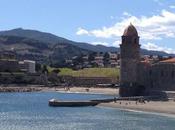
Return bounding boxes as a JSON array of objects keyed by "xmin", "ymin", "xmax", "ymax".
[{"xmin": 1, "ymin": 0, "xmax": 175, "ymax": 53}]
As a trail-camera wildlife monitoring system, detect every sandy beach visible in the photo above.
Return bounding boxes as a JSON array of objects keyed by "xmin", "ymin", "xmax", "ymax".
[
  {"xmin": 99, "ymin": 100, "xmax": 175, "ymax": 116},
  {"xmin": 45, "ymin": 87, "xmax": 175, "ymax": 116},
  {"xmin": 43, "ymin": 87, "xmax": 118, "ymax": 95},
  {"xmin": 0, "ymin": 85, "xmax": 118, "ymax": 95},
  {"xmin": 60, "ymin": 87, "xmax": 175, "ymax": 116}
]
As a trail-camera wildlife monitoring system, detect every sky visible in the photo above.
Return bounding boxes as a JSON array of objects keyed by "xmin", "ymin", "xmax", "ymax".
[{"xmin": 1, "ymin": 0, "xmax": 175, "ymax": 53}]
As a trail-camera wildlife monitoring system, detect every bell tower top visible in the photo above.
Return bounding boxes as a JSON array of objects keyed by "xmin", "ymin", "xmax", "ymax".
[{"xmin": 123, "ymin": 23, "xmax": 138, "ymax": 36}]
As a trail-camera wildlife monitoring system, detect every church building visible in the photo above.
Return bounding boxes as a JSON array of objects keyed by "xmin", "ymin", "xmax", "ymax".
[{"xmin": 119, "ymin": 24, "xmax": 175, "ymax": 97}]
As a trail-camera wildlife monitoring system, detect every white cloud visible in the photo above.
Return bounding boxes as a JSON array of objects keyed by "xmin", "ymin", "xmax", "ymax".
[
  {"xmin": 112, "ymin": 40, "xmax": 121, "ymax": 47},
  {"xmin": 88, "ymin": 41, "xmax": 175, "ymax": 54},
  {"xmin": 170, "ymin": 5, "xmax": 175, "ymax": 9},
  {"xmin": 143, "ymin": 42, "xmax": 175, "ymax": 54},
  {"xmin": 76, "ymin": 27, "xmax": 89, "ymax": 35},
  {"xmin": 123, "ymin": 12, "xmax": 131, "ymax": 17},
  {"xmin": 76, "ymin": 10, "xmax": 175, "ymax": 40}
]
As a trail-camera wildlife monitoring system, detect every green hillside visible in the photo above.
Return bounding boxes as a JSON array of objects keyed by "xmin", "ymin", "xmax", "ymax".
[
  {"xmin": 0, "ymin": 35, "xmax": 90, "ymax": 65},
  {"xmin": 59, "ymin": 68, "xmax": 120, "ymax": 78}
]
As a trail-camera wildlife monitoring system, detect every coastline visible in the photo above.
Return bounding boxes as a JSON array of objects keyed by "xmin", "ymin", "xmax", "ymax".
[
  {"xmin": 53, "ymin": 87, "xmax": 118, "ymax": 95},
  {"xmin": 0, "ymin": 85, "xmax": 118, "ymax": 95},
  {"xmin": 98, "ymin": 100, "xmax": 175, "ymax": 117},
  {"xmin": 98, "ymin": 105, "xmax": 175, "ymax": 118},
  {"xmin": 1, "ymin": 85, "xmax": 175, "ymax": 117}
]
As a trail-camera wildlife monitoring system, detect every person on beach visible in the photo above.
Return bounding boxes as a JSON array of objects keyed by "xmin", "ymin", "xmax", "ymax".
[
  {"xmin": 85, "ymin": 88, "xmax": 89, "ymax": 92},
  {"xmin": 114, "ymin": 97, "xmax": 117, "ymax": 103}
]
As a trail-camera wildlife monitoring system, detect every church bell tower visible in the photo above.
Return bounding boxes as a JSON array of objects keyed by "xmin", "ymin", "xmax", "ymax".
[{"xmin": 119, "ymin": 23, "xmax": 140, "ymax": 97}]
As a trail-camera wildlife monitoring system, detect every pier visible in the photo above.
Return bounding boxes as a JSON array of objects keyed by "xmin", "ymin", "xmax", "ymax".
[{"xmin": 48, "ymin": 96, "xmax": 157, "ymax": 107}]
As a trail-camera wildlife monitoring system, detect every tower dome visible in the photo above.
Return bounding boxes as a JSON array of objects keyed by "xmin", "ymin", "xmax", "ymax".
[{"xmin": 123, "ymin": 23, "xmax": 138, "ymax": 36}]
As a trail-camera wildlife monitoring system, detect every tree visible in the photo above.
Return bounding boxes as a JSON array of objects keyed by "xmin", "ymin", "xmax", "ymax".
[
  {"xmin": 88, "ymin": 52, "xmax": 96, "ymax": 62},
  {"xmin": 74, "ymin": 56, "xmax": 84, "ymax": 64},
  {"xmin": 42, "ymin": 65, "xmax": 48, "ymax": 74},
  {"xmin": 104, "ymin": 52, "xmax": 110, "ymax": 66},
  {"xmin": 51, "ymin": 69, "xmax": 60, "ymax": 74},
  {"xmin": 35, "ymin": 63, "xmax": 42, "ymax": 72},
  {"xmin": 158, "ymin": 55, "xmax": 163, "ymax": 61},
  {"xmin": 99, "ymin": 52, "xmax": 103, "ymax": 55}
]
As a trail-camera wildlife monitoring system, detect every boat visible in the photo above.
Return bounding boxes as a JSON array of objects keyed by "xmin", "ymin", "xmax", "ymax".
[{"xmin": 49, "ymin": 99, "xmax": 99, "ymax": 107}]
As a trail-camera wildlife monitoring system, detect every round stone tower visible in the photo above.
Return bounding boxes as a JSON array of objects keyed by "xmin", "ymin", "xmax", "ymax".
[{"xmin": 119, "ymin": 23, "xmax": 141, "ymax": 97}]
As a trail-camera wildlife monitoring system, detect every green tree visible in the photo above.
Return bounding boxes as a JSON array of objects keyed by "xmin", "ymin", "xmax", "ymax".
[
  {"xmin": 35, "ymin": 63, "xmax": 42, "ymax": 72},
  {"xmin": 51, "ymin": 69, "xmax": 60, "ymax": 74},
  {"xmin": 42, "ymin": 65, "xmax": 48, "ymax": 74},
  {"xmin": 104, "ymin": 52, "xmax": 110, "ymax": 66},
  {"xmin": 88, "ymin": 52, "xmax": 96, "ymax": 62}
]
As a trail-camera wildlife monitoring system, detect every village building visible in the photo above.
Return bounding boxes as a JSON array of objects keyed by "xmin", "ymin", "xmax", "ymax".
[
  {"xmin": 94, "ymin": 56, "xmax": 104, "ymax": 67},
  {"xmin": 108, "ymin": 52, "xmax": 119, "ymax": 67},
  {"xmin": 0, "ymin": 51, "xmax": 36, "ymax": 73},
  {"xmin": 19, "ymin": 60, "xmax": 36, "ymax": 73}
]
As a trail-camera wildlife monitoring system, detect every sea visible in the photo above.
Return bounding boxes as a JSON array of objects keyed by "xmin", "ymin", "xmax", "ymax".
[{"xmin": 0, "ymin": 92, "xmax": 174, "ymax": 130}]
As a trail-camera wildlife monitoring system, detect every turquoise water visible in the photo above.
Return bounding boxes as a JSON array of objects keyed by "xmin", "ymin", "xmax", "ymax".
[{"xmin": 0, "ymin": 92, "xmax": 174, "ymax": 130}]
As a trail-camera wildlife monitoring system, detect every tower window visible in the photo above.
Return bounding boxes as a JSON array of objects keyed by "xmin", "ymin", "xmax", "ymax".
[
  {"xmin": 134, "ymin": 38, "xmax": 137, "ymax": 43},
  {"xmin": 122, "ymin": 37, "xmax": 125, "ymax": 43}
]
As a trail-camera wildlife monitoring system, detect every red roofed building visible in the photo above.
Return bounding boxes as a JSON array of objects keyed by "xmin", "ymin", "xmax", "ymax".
[{"xmin": 160, "ymin": 58, "xmax": 175, "ymax": 64}]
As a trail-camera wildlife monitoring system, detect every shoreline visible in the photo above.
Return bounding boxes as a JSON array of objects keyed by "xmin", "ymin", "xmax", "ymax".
[
  {"xmin": 0, "ymin": 85, "xmax": 118, "ymax": 95},
  {"xmin": 1, "ymin": 85, "xmax": 175, "ymax": 117},
  {"xmin": 98, "ymin": 105, "xmax": 175, "ymax": 118},
  {"xmin": 53, "ymin": 87, "xmax": 118, "ymax": 95},
  {"xmin": 98, "ymin": 100, "xmax": 175, "ymax": 117}
]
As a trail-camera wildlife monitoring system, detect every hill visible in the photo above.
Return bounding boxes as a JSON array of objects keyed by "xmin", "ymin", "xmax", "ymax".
[
  {"xmin": 0, "ymin": 28, "xmax": 117, "ymax": 52},
  {"xmin": 0, "ymin": 28, "xmax": 174, "ymax": 56},
  {"xmin": 0, "ymin": 35, "xmax": 91, "ymax": 65}
]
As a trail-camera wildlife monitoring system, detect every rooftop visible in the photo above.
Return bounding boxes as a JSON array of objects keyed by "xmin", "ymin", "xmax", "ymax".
[
  {"xmin": 123, "ymin": 23, "xmax": 138, "ymax": 36},
  {"xmin": 160, "ymin": 58, "xmax": 175, "ymax": 63}
]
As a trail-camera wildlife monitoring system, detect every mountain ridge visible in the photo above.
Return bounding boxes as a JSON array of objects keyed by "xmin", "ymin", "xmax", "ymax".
[{"xmin": 0, "ymin": 28, "xmax": 174, "ymax": 56}]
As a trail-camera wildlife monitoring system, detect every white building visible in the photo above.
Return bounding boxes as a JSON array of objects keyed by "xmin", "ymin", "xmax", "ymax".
[{"xmin": 19, "ymin": 60, "xmax": 36, "ymax": 73}]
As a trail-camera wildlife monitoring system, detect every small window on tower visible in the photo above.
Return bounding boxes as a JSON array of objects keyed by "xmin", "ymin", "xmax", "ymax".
[
  {"xmin": 134, "ymin": 38, "xmax": 137, "ymax": 43},
  {"xmin": 122, "ymin": 37, "xmax": 125, "ymax": 43}
]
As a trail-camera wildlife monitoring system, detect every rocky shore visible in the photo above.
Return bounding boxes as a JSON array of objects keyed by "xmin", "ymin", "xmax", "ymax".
[{"xmin": 0, "ymin": 87, "xmax": 42, "ymax": 92}]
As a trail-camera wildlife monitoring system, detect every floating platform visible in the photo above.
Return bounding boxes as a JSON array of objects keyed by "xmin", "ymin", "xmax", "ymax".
[{"xmin": 49, "ymin": 99, "xmax": 100, "ymax": 107}]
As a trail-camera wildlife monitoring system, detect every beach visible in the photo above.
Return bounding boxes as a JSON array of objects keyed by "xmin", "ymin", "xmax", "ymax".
[
  {"xmin": 0, "ymin": 85, "xmax": 118, "ymax": 95},
  {"xmin": 48, "ymin": 87, "xmax": 175, "ymax": 116},
  {"xmin": 99, "ymin": 100, "xmax": 175, "ymax": 116},
  {"xmin": 52, "ymin": 87, "xmax": 118, "ymax": 95},
  {"xmin": 42, "ymin": 87, "xmax": 175, "ymax": 116}
]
